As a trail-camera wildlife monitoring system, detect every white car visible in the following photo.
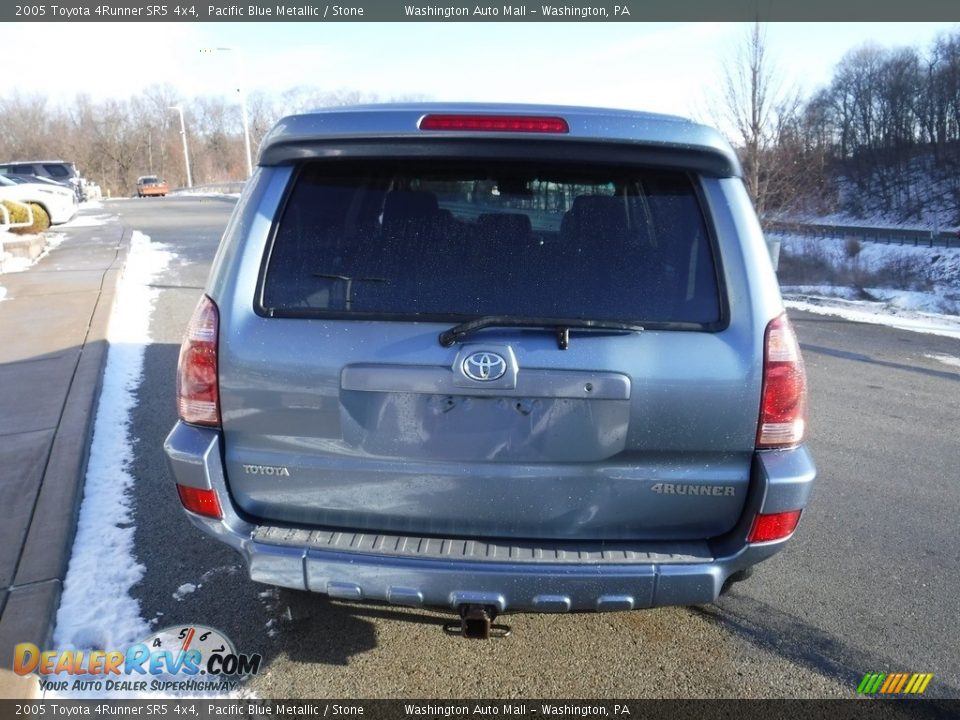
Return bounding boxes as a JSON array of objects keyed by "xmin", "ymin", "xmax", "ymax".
[{"xmin": 0, "ymin": 174, "xmax": 78, "ymax": 225}]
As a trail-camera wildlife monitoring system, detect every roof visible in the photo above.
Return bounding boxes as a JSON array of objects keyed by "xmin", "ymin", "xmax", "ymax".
[
  {"xmin": 0, "ymin": 160, "xmax": 74, "ymax": 166},
  {"xmin": 257, "ymin": 103, "xmax": 742, "ymax": 177}
]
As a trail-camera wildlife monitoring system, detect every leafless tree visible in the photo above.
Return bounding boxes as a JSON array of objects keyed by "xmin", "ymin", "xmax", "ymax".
[
  {"xmin": 719, "ymin": 22, "xmax": 803, "ymax": 217},
  {"xmin": 0, "ymin": 83, "xmax": 433, "ymax": 196}
]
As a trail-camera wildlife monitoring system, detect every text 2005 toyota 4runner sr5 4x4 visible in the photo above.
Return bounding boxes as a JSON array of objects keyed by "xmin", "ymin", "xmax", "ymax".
[{"xmin": 165, "ymin": 104, "xmax": 815, "ymax": 638}]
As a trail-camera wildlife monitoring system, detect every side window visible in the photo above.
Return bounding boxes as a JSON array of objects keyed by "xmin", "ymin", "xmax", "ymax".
[{"xmin": 43, "ymin": 165, "xmax": 69, "ymax": 178}]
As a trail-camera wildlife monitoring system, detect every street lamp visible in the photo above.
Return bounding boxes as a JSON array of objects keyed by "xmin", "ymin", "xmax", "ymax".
[
  {"xmin": 201, "ymin": 46, "xmax": 253, "ymax": 178},
  {"xmin": 168, "ymin": 106, "xmax": 193, "ymax": 189}
]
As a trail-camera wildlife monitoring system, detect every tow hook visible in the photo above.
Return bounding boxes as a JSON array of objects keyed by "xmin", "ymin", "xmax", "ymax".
[{"xmin": 443, "ymin": 605, "xmax": 512, "ymax": 639}]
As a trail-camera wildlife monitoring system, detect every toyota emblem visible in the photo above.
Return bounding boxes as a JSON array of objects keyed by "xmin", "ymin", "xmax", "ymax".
[{"xmin": 462, "ymin": 351, "xmax": 507, "ymax": 381}]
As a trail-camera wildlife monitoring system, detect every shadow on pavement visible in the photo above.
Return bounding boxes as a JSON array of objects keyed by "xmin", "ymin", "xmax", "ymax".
[{"xmin": 691, "ymin": 591, "xmax": 960, "ymax": 706}]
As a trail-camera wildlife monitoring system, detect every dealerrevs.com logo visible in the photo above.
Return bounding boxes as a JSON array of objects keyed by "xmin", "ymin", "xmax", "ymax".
[{"xmin": 14, "ymin": 625, "xmax": 261, "ymax": 693}]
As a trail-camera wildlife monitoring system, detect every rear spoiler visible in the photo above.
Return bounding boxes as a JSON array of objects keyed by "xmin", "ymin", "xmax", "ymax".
[{"xmin": 259, "ymin": 137, "xmax": 740, "ymax": 178}]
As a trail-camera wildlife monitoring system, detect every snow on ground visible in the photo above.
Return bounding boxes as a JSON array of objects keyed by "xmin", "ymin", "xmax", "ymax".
[
  {"xmin": 46, "ymin": 231, "xmax": 252, "ymax": 700},
  {"xmin": 774, "ymin": 230, "xmax": 960, "ymax": 288},
  {"xmin": 925, "ymin": 353, "xmax": 960, "ymax": 368},
  {"xmin": 173, "ymin": 583, "xmax": 197, "ymax": 601},
  {"xmin": 1, "ymin": 205, "xmax": 114, "ymax": 299},
  {"xmin": 60, "ymin": 213, "xmax": 114, "ymax": 228},
  {"xmin": 0, "ymin": 232, "xmax": 65, "ymax": 275},
  {"xmin": 775, "ymin": 229, "xmax": 960, "ymax": 338},
  {"xmin": 785, "ymin": 296, "xmax": 960, "ymax": 340},
  {"xmin": 1, "ymin": 232, "xmax": 66, "ymax": 304},
  {"xmin": 778, "ymin": 210, "xmax": 957, "ymax": 233},
  {"xmin": 49, "ymin": 230, "xmax": 175, "ymax": 698},
  {"xmin": 0, "ymin": 254, "xmax": 34, "ymax": 274}
]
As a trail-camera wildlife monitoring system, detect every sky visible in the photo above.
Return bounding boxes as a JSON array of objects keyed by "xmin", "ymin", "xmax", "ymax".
[{"xmin": 3, "ymin": 21, "xmax": 958, "ymax": 121}]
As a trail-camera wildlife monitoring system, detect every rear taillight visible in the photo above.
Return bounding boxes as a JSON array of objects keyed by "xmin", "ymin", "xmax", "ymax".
[
  {"xmin": 757, "ymin": 314, "xmax": 807, "ymax": 448},
  {"xmin": 748, "ymin": 510, "xmax": 802, "ymax": 543},
  {"xmin": 176, "ymin": 295, "xmax": 220, "ymax": 426},
  {"xmin": 176, "ymin": 484, "xmax": 223, "ymax": 519},
  {"xmin": 419, "ymin": 114, "xmax": 569, "ymax": 133}
]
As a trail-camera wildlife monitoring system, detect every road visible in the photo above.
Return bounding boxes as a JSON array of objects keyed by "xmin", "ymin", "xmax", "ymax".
[{"xmin": 103, "ymin": 196, "xmax": 960, "ymax": 699}]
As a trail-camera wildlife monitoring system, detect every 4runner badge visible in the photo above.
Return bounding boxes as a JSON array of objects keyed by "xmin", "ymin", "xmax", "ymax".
[{"xmin": 651, "ymin": 483, "xmax": 736, "ymax": 497}]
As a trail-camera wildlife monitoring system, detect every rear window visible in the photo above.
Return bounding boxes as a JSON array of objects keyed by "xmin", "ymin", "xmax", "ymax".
[
  {"xmin": 140, "ymin": 177, "xmax": 160, "ymax": 184},
  {"xmin": 261, "ymin": 158, "xmax": 722, "ymax": 326}
]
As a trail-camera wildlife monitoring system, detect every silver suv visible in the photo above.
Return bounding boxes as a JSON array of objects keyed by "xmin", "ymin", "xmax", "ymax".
[
  {"xmin": 0, "ymin": 160, "xmax": 85, "ymax": 201},
  {"xmin": 165, "ymin": 104, "xmax": 815, "ymax": 637}
]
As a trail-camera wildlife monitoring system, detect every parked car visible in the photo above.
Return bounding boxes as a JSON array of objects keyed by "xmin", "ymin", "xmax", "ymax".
[
  {"xmin": 5, "ymin": 174, "xmax": 72, "ymax": 190},
  {"xmin": 0, "ymin": 174, "xmax": 77, "ymax": 226},
  {"xmin": 164, "ymin": 104, "xmax": 815, "ymax": 637},
  {"xmin": 136, "ymin": 176, "xmax": 169, "ymax": 197},
  {"xmin": 0, "ymin": 160, "xmax": 86, "ymax": 201}
]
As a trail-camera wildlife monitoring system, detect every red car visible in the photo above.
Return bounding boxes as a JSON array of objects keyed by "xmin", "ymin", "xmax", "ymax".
[{"xmin": 136, "ymin": 176, "xmax": 169, "ymax": 197}]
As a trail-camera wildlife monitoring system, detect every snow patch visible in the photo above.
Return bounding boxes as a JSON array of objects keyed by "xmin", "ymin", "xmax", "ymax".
[
  {"xmin": 0, "ymin": 255, "xmax": 33, "ymax": 273},
  {"xmin": 51, "ymin": 230, "xmax": 173, "ymax": 690},
  {"xmin": 785, "ymin": 296, "xmax": 960, "ymax": 340},
  {"xmin": 46, "ymin": 232, "xmax": 251, "ymax": 698},
  {"xmin": 925, "ymin": 353, "xmax": 960, "ymax": 369},
  {"xmin": 781, "ymin": 285, "xmax": 860, "ymax": 301},
  {"xmin": 61, "ymin": 213, "xmax": 114, "ymax": 228},
  {"xmin": 173, "ymin": 583, "xmax": 197, "ymax": 601},
  {"xmin": 1, "ymin": 232, "xmax": 66, "ymax": 274}
]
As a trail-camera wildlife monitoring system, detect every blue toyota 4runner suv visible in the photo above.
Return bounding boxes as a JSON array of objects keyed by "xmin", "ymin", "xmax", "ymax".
[{"xmin": 165, "ymin": 104, "xmax": 815, "ymax": 638}]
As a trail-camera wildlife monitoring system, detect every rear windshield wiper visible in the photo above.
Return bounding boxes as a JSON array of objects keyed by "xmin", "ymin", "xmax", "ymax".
[
  {"xmin": 312, "ymin": 273, "xmax": 386, "ymax": 282},
  {"xmin": 439, "ymin": 316, "xmax": 644, "ymax": 350}
]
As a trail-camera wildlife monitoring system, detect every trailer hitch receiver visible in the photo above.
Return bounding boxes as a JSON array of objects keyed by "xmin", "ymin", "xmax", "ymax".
[{"xmin": 443, "ymin": 604, "xmax": 511, "ymax": 639}]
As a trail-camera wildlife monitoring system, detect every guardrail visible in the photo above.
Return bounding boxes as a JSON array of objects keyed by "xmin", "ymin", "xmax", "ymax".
[
  {"xmin": 764, "ymin": 220, "xmax": 960, "ymax": 249},
  {"xmin": 171, "ymin": 181, "xmax": 246, "ymax": 195}
]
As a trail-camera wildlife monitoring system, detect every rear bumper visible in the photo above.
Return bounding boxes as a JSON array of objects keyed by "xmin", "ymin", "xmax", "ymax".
[{"xmin": 164, "ymin": 421, "xmax": 816, "ymax": 612}]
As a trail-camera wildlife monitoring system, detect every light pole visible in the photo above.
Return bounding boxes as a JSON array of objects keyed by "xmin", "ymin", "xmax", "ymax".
[
  {"xmin": 201, "ymin": 46, "xmax": 253, "ymax": 178},
  {"xmin": 168, "ymin": 105, "xmax": 193, "ymax": 189}
]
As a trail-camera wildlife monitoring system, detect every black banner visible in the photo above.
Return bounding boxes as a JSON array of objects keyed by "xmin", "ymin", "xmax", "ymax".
[
  {"xmin": 2, "ymin": 700, "xmax": 959, "ymax": 720},
  {"xmin": 3, "ymin": 0, "xmax": 960, "ymax": 23}
]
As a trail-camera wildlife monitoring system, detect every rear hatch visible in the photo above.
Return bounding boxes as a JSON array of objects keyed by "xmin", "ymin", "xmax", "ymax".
[{"xmin": 219, "ymin": 144, "xmax": 761, "ymax": 541}]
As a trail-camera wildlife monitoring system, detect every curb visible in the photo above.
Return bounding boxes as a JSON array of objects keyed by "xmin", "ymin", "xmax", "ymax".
[{"xmin": 0, "ymin": 228, "xmax": 131, "ymax": 687}]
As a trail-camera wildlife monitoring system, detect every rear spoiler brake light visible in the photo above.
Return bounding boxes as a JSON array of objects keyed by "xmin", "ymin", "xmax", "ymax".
[{"xmin": 419, "ymin": 114, "xmax": 569, "ymax": 134}]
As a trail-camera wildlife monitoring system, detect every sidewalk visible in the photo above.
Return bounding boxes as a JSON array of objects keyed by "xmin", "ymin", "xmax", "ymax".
[{"xmin": 0, "ymin": 218, "xmax": 128, "ymax": 696}]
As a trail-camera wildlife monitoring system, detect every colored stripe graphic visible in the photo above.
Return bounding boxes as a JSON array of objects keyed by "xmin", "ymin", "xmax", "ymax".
[
  {"xmin": 879, "ymin": 674, "xmax": 897, "ymax": 693},
  {"xmin": 865, "ymin": 674, "xmax": 879, "ymax": 694},
  {"xmin": 858, "ymin": 672, "xmax": 932, "ymax": 694}
]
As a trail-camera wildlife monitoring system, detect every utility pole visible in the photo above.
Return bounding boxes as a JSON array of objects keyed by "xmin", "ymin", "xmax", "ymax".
[{"xmin": 168, "ymin": 106, "xmax": 193, "ymax": 188}]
